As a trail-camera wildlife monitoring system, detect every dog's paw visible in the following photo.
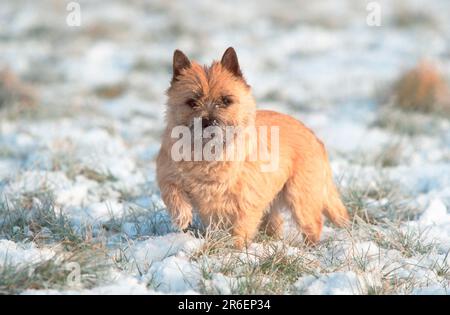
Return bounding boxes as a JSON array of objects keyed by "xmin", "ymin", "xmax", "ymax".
[
  {"xmin": 233, "ymin": 237, "xmax": 245, "ymax": 250},
  {"xmin": 172, "ymin": 210, "xmax": 192, "ymax": 231}
]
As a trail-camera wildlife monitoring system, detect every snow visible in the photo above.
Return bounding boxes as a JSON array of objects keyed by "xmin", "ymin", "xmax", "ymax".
[
  {"xmin": 124, "ymin": 233, "xmax": 203, "ymax": 272},
  {"xmin": 0, "ymin": 240, "xmax": 55, "ymax": 267},
  {"xmin": 73, "ymin": 42, "xmax": 133, "ymax": 87},
  {"xmin": 1, "ymin": 0, "xmax": 450, "ymax": 295},
  {"xmin": 22, "ymin": 275, "xmax": 160, "ymax": 295},
  {"xmin": 411, "ymin": 198, "xmax": 450, "ymax": 252},
  {"xmin": 419, "ymin": 199, "xmax": 449, "ymax": 226},
  {"xmin": 146, "ymin": 255, "xmax": 201, "ymax": 293},
  {"xmin": 413, "ymin": 285, "xmax": 449, "ymax": 295},
  {"xmin": 202, "ymin": 273, "xmax": 233, "ymax": 295},
  {"xmin": 295, "ymin": 272, "xmax": 364, "ymax": 295}
]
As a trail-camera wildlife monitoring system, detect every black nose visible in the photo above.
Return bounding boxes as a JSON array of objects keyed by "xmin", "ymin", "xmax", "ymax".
[
  {"xmin": 202, "ymin": 118, "xmax": 211, "ymax": 129},
  {"xmin": 202, "ymin": 118, "xmax": 218, "ymax": 129}
]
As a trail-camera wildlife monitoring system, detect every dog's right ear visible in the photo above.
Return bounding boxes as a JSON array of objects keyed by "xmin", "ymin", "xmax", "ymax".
[{"xmin": 172, "ymin": 49, "xmax": 191, "ymax": 82}]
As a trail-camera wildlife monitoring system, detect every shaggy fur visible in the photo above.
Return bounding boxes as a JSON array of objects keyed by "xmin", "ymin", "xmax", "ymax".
[{"xmin": 156, "ymin": 47, "xmax": 349, "ymax": 248}]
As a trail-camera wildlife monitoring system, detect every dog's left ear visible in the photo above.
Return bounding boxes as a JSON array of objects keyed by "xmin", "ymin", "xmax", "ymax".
[{"xmin": 221, "ymin": 47, "xmax": 243, "ymax": 77}]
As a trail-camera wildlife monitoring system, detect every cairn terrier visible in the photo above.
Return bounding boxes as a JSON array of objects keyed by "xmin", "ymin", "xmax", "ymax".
[{"xmin": 156, "ymin": 47, "xmax": 349, "ymax": 248}]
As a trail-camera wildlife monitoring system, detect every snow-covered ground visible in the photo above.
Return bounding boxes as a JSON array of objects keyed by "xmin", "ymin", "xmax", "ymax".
[{"xmin": 0, "ymin": 0, "xmax": 449, "ymax": 294}]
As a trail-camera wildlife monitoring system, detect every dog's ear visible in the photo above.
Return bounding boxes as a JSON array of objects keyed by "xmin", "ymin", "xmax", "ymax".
[
  {"xmin": 172, "ymin": 49, "xmax": 191, "ymax": 82},
  {"xmin": 221, "ymin": 47, "xmax": 242, "ymax": 77}
]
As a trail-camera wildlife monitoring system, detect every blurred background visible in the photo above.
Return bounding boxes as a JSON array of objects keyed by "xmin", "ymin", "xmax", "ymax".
[{"xmin": 2, "ymin": 0, "xmax": 449, "ymax": 182}]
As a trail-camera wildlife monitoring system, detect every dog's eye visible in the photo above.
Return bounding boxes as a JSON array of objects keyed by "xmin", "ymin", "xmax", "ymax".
[
  {"xmin": 221, "ymin": 96, "xmax": 233, "ymax": 107},
  {"xmin": 185, "ymin": 98, "xmax": 197, "ymax": 108}
]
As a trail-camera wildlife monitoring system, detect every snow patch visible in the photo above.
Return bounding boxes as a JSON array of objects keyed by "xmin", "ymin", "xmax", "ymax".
[{"xmin": 0, "ymin": 240, "xmax": 55, "ymax": 267}]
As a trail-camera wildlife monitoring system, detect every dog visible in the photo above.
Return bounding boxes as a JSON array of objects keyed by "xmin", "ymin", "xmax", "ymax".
[{"xmin": 156, "ymin": 47, "xmax": 349, "ymax": 248}]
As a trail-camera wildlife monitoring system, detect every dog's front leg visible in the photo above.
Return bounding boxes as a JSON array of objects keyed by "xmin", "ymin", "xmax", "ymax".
[
  {"xmin": 159, "ymin": 182, "xmax": 193, "ymax": 230},
  {"xmin": 232, "ymin": 208, "xmax": 265, "ymax": 249}
]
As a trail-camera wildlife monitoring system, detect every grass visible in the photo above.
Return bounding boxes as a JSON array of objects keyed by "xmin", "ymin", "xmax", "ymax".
[
  {"xmin": 373, "ymin": 106, "xmax": 447, "ymax": 136},
  {"xmin": 348, "ymin": 141, "xmax": 404, "ymax": 168},
  {"xmin": 374, "ymin": 61, "xmax": 450, "ymax": 137},
  {"xmin": 368, "ymin": 223, "xmax": 435, "ymax": 258},
  {"xmin": 192, "ymin": 229, "xmax": 318, "ymax": 294},
  {"xmin": 430, "ymin": 251, "xmax": 450, "ymax": 280},
  {"xmin": 1, "ymin": 0, "xmax": 448, "ymax": 296},
  {"xmin": 0, "ymin": 68, "xmax": 36, "ymax": 111},
  {"xmin": 0, "ymin": 244, "xmax": 110, "ymax": 294},
  {"xmin": 0, "ymin": 134, "xmax": 443, "ymax": 295},
  {"xmin": 371, "ymin": 142, "xmax": 403, "ymax": 168},
  {"xmin": 179, "ymin": 173, "xmax": 443, "ymax": 295},
  {"xmin": 94, "ymin": 83, "xmax": 128, "ymax": 100},
  {"xmin": 0, "ymin": 147, "xmax": 16, "ymax": 159},
  {"xmin": 0, "ymin": 189, "xmax": 113, "ymax": 294},
  {"xmin": 102, "ymin": 200, "xmax": 174, "ymax": 238},
  {"xmin": 0, "ymin": 182, "xmax": 444, "ymax": 295},
  {"xmin": 78, "ymin": 168, "xmax": 118, "ymax": 183},
  {"xmin": 391, "ymin": 6, "xmax": 440, "ymax": 30},
  {"xmin": 0, "ymin": 191, "xmax": 89, "ymax": 248},
  {"xmin": 0, "ymin": 160, "xmax": 443, "ymax": 295},
  {"xmin": 1, "ymin": 100, "xmax": 102, "ymax": 121},
  {"xmin": 190, "ymin": 221, "xmax": 441, "ymax": 295},
  {"xmin": 46, "ymin": 146, "xmax": 119, "ymax": 184},
  {"xmin": 342, "ymin": 176, "xmax": 420, "ymax": 225}
]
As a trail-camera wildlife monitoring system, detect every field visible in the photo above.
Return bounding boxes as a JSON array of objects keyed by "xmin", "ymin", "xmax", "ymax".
[{"xmin": 0, "ymin": 0, "xmax": 449, "ymax": 294}]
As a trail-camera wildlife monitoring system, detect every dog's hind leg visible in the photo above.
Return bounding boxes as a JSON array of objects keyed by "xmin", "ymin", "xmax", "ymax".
[
  {"xmin": 283, "ymin": 173, "xmax": 324, "ymax": 245},
  {"xmin": 260, "ymin": 194, "xmax": 284, "ymax": 238}
]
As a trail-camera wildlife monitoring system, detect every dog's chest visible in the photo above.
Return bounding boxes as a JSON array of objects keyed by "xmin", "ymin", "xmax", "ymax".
[
  {"xmin": 177, "ymin": 161, "xmax": 286, "ymax": 219},
  {"xmin": 184, "ymin": 177, "xmax": 238, "ymax": 211}
]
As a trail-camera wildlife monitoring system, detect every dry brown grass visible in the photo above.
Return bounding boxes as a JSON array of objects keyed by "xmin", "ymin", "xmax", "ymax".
[
  {"xmin": 94, "ymin": 83, "xmax": 128, "ymax": 99},
  {"xmin": 0, "ymin": 67, "xmax": 37, "ymax": 111},
  {"xmin": 392, "ymin": 62, "xmax": 450, "ymax": 114},
  {"xmin": 392, "ymin": 8, "xmax": 439, "ymax": 29}
]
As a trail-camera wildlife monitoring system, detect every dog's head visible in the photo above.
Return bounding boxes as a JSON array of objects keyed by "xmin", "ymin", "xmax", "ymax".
[{"xmin": 165, "ymin": 47, "xmax": 256, "ymax": 130}]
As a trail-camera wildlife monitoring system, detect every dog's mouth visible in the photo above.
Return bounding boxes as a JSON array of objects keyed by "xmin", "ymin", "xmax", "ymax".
[
  {"xmin": 189, "ymin": 118, "xmax": 227, "ymax": 143},
  {"xmin": 185, "ymin": 118, "xmax": 233, "ymax": 160},
  {"xmin": 191, "ymin": 127, "xmax": 228, "ymax": 147},
  {"xmin": 188, "ymin": 117, "xmax": 224, "ymax": 128}
]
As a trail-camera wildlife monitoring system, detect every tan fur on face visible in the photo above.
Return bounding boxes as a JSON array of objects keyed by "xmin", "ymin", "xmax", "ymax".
[
  {"xmin": 157, "ymin": 47, "xmax": 349, "ymax": 248},
  {"xmin": 166, "ymin": 62, "xmax": 255, "ymax": 129}
]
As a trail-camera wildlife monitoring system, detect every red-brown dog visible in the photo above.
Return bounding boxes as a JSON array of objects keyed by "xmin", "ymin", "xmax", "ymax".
[{"xmin": 157, "ymin": 47, "xmax": 349, "ymax": 248}]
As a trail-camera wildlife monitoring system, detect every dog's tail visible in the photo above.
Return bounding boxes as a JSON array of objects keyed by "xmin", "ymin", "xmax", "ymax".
[{"xmin": 323, "ymin": 166, "xmax": 350, "ymax": 227}]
